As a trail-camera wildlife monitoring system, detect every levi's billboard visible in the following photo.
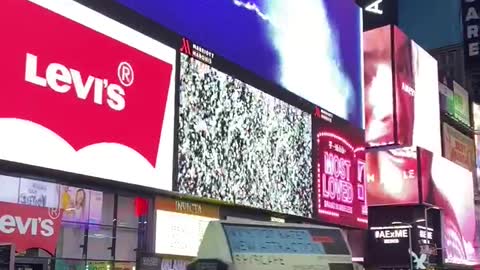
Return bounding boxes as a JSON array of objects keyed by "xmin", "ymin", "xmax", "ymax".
[
  {"xmin": 0, "ymin": 202, "xmax": 62, "ymax": 255},
  {"xmin": 363, "ymin": 25, "xmax": 441, "ymax": 154},
  {"xmin": 313, "ymin": 109, "xmax": 367, "ymax": 229},
  {"xmin": 0, "ymin": 0, "xmax": 176, "ymax": 190}
]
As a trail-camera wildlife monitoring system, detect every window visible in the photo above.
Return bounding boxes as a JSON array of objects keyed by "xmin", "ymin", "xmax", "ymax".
[
  {"xmin": 115, "ymin": 228, "xmax": 137, "ymax": 261},
  {"xmin": 56, "ymin": 223, "xmax": 86, "ymax": 259},
  {"xmin": 117, "ymin": 196, "xmax": 138, "ymax": 228},
  {"xmin": 0, "ymin": 174, "xmax": 148, "ymax": 267},
  {"xmin": 55, "ymin": 259, "xmax": 85, "ymax": 270},
  {"xmin": 87, "ymin": 225, "xmax": 114, "ymax": 260}
]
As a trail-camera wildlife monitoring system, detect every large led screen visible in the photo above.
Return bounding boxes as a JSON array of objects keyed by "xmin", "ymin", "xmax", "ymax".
[
  {"xmin": 473, "ymin": 103, "xmax": 480, "ymax": 192},
  {"xmin": 363, "ymin": 25, "xmax": 395, "ymax": 147},
  {"xmin": 421, "ymin": 151, "xmax": 477, "ymax": 265},
  {"xmin": 313, "ymin": 110, "xmax": 367, "ymax": 228},
  {"xmin": 115, "ymin": 0, "xmax": 364, "ymax": 128},
  {"xmin": 364, "ymin": 25, "xmax": 441, "ymax": 154},
  {"xmin": 366, "ymin": 147, "xmax": 420, "ymax": 206},
  {"xmin": 0, "ymin": 0, "xmax": 176, "ymax": 190},
  {"xmin": 176, "ymin": 53, "xmax": 312, "ymax": 217}
]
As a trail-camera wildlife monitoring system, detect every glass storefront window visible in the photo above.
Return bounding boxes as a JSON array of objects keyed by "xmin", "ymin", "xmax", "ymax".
[
  {"xmin": 115, "ymin": 227, "xmax": 137, "ymax": 261},
  {"xmin": 56, "ymin": 223, "xmax": 87, "ymax": 259},
  {"xmin": 55, "ymin": 259, "xmax": 86, "ymax": 270},
  {"xmin": 87, "ymin": 261, "xmax": 113, "ymax": 270},
  {"xmin": 0, "ymin": 174, "xmax": 147, "ymax": 266},
  {"xmin": 87, "ymin": 225, "xmax": 114, "ymax": 260},
  {"xmin": 0, "ymin": 175, "xmax": 20, "ymax": 203},
  {"xmin": 19, "ymin": 178, "xmax": 59, "ymax": 208},
  {"xmin": 113, "ymin": 262, "xmax": 135, "ymax": 270},
  {"xmin": 117, "ymin": 196, "xmax": 138, "ymax": 228},
  {"xmin": 97, "ymin": 192, "xmax": 115, "ymax": 226}
]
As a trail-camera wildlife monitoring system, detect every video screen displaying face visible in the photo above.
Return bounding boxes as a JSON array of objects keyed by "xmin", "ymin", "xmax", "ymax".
[
  {"xmin": 393, "ymin": 27, "xmax": 415, "ymax": 147},
  {"xmin": 420, "ymin": 150, "xmax": 476, "ymax": 265},
  {"xmin": 366, "ymin": 147, "xmax": 420, "ymax": 206},
  {"xmin": 176, "ymin": 54, "xmax": 312, "ymax": 217},
  {"xmin": 313, "ymin": 113, "xmax": 367, "ymax": 228},
  {"xmin": 363, "ymin": 25, "xmax": 395, "ymax": 147},
  {"xmin": 363, "ymin": 26, "xmax": 441, "ymax": 154}
]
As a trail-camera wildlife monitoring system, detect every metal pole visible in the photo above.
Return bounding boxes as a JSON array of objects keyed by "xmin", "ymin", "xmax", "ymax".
[
  {"xmin": 424, "ymin": 207, "xmax": 429, "ymax": 268},
  {"xmin": 409, "ymin": 226, "xmax": 414, "ymax": 270},
  {"xmin": 424, "ymin": 207, "xmax": 428, "ymax": 230}
]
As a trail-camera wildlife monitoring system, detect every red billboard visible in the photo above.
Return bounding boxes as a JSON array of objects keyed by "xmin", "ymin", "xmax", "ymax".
[
  {"xmin": 0, "ymin": 0, "xmax": 176, "ymax": 190},
  {"xmin": 0, "ymin": 202, "xmax": 63, "ymax": 255},
  {"xmin": 314, "ymin": 109, "xmax": 367, "ymax": 229},
  {"xmin": 363, "ymin": 25, "xmax": 441, "ymax": 154}
]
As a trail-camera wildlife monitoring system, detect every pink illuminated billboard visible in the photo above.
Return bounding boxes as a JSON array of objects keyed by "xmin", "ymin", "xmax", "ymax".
[
  {"xmin": 366, "ymin": 147, "xmax": 420, "ymax": 206},
  {"xmin": 420, "ymin": 151, "xmax": 477, "ymax": 265},
  {"xmin": 363, "ymin": 25, "xmax": 441, "ymax": 154},
  {"xmin": 313, "ymin": 109, "xmax": 367, "ymax": 229}
]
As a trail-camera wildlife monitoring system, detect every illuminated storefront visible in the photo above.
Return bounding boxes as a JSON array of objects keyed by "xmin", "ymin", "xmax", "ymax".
[{"xmin": 0, "ymin": 175, "xmax": 149, "ymax": 270}]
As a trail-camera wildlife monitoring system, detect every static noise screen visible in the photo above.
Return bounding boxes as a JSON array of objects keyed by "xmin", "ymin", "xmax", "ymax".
[{"xmin": 176, "ymin": 53, "xmax": 313, "ymax": 218}]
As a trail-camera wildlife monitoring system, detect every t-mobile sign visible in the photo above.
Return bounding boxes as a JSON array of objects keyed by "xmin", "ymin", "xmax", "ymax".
[{"xmin": 313, "ymin": 109, "xmax": 367, "ymax": 229}]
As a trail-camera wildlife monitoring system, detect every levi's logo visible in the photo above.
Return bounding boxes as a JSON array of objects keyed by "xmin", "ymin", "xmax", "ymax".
[
  {"xmin": 1, "ymin": 0, "xmax": 174, "ymax": 168},
  {"xmin": 0, "ymin": 214, "xmax": 54, "ymax": 237},
  {"xmin": 25, "ymin": 53, "xmax": 127, "ymax": 111},
  {"xmin": 0, "ymin": 202, "xmax": 63, "ymax": 255}
]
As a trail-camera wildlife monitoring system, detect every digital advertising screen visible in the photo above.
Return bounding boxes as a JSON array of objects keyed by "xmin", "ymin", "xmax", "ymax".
[
  {"xmin": 450, "ymin": 81, "xmax": 471, "ymax": 126},
  {"xmin": 176, "ymin": 53, "xmax": 313, "ymax": 217},
  {"xmin": 363, "ymin": 25, "xmax": 441, "ymax": 154},
  {"xmin": 442, "ymin": 123, "xmax": 475, "ymax": 171},
  {"xmin": 438, "ymin": 74, "xmax": 470, "ymax": 127},
  {"xmin": 18, "ymin": 178, "xmax": 60, "ymax": 208},
  {"xmin": 408, "ymin": 40, "xmax": 442, "ymax": 155},
  {"xmin": 366, "ymin": 147, "xmax": 420, "ymax": 206},
  {"xmin": 367, "ymin": 206, "xmax": 443, "ymax": 268},
  {"xmin": 155, "ymin": 210, "xmax": 216, "ymax": 257},
  {"xmin": 474, "ymin": 103, "xmax": 480, "ymax": 192},
  {"xmin": 367, "ymin": 224, "xmax": 413, "ymax": 267},
  {"xmin": 0, "ymin": 0, "xmax": 176, "ymax": 190},
  {"xmin": 60, "ymin": 186, "xmax": 103, "ymax": 223},
  {"xmin": 313, "ymin": 110, "xmax": 367, "ymax": 229},
  {"xmin": 439, "ymin": 78, "xmax": 452, "ymax": 113},
  {"xmin": 154, "ymin": 197, "xmax": 220, "ymax": 258},
  {"xmin": 420, "ymin": 150, "xmax": 477, "ymax": 265},
  {"xmin": 115, "ymin": 0, "xmax": 364, "ymax": 129},
  {"xmin": 363, "ymin": 25, "xmax": 395, "ymax": 147}
]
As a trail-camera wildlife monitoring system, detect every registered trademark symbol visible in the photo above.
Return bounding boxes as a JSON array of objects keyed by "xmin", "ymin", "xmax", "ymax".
[
  {"xmin": 48, "ymin": 207, "xmax": 61, "ymax": 220},
  {"xmin": 117, "ymin": 61, "xmax": 134, "ymax": 87}
]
